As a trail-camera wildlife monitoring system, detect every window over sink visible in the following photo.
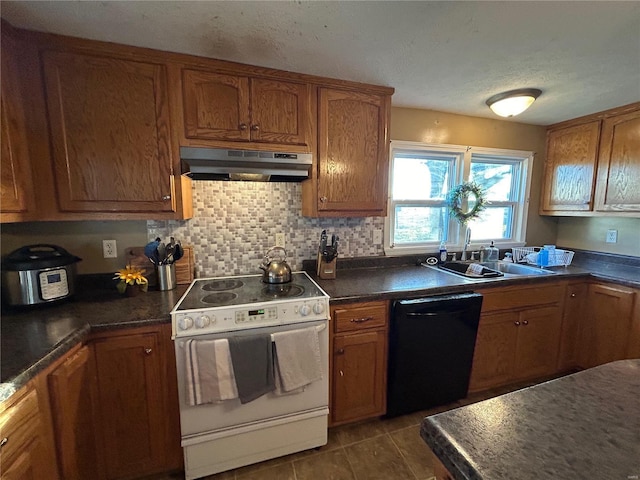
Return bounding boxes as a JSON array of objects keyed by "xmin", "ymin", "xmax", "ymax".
[{"xmin": 385, "ymin": 141, "xmax": 533, "ymax": 255}]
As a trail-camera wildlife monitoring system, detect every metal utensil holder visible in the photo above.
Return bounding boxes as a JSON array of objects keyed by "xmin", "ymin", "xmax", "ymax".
[{"xmin": 157, "ymin": 263, "xmax": 177, "ymax": 290}]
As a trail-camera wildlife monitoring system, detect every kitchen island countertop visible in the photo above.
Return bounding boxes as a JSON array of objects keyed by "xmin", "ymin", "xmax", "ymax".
[{"xmin": 420, "ymin": 359, "xmax": 640, "ymax": 480}]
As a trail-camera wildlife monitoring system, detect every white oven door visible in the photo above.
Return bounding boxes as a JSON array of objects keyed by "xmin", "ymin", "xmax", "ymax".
[{"xmin": 174, "ymin": 319, "xmax": 329, "ymax": 438}]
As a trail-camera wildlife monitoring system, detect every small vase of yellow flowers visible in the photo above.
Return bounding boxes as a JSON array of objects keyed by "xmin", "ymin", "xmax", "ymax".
[{"xmin": 114, "ymin": 265, "xmax": 149, "ymax": 296}]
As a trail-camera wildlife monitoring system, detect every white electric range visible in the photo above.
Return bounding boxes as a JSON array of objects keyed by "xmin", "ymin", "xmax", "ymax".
[{"xmin": 170, "ymin": 272, "xmax": 330, "ymax": 479}]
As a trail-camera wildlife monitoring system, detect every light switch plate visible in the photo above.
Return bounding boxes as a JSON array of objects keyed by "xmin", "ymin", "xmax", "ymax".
[
  {"xmin": 606, "ymin": 229, "xmax": 618, "ymax": 243},
  {"xmin": 373, "ymin": 229, "xmax": 383, "ymax": 244}
]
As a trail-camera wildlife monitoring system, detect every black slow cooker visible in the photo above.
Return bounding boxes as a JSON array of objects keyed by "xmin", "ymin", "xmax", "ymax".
[{"xmin": 1, "ymin": 244, "xmax": 82, "ymax": 306}]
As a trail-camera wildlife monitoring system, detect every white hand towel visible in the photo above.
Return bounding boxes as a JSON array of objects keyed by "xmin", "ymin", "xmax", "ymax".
[
  {"xmin": 185, "ymin": 338, "xmax": 239, "ymax": 406},
  {"xmin": 273, "ymin": 326, "xmax": 323, "ymax": 393}
]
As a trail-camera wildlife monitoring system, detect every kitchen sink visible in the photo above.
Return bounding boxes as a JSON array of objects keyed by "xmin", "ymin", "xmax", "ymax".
[
  {"xmin": 478, "ymin": 261, "xmax": 555, "ymax": 276},
  {"xmin": 425, "ymin": 261, "xmax": 555, "ymax": 279}
]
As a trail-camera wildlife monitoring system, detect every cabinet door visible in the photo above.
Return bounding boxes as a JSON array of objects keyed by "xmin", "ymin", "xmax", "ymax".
[
  {"xmin": 42, "ymin": 50, "xmax": 174, "ymax": 213},
  {"xmin": 250, "ymin": 78, "xmax": 310, "ymax": 146},
  {"xmin": 594, "ymin": 110, "xmax": 640, "ymax": 212},
  {"xmin": 1, "ymin": 30, "xmax": 36, "ymax": 221},
  {"xmin": 48, "ymin": 346, "xmax": 102, "ymax": 480},
  {"xmin": 0, "ymin": 388, "xmax": 59, "ymax": 480},
  {"xmin": 513, "ymin": 305, "xmax": 563, "ymax": 381},
  {"xmin": 317, "ymin": 88, "xmax": 389, "ymax": 215},
  {"xmin": 332, "ymin": 330, "xmax": 386, "ymax": 425},
  {"xmin": 182, "ymin": 69, "xmax": 250, "ymax": 141},
  {"xmin": 541, "ymin": 121, "xmax": 600, "ymax": 213},
  {"xmin": 93, "ymin": 331, "xmax": 165, "ymax": 479},
  {"xmin": 468, "ymin": 311, "xmax": 519, "ymax": 392},
  {"xmin": 580, "ymin": 283, "xmax": 635, "ymax": 368},
  {"xmin": 557, "ymin": 282, "xmax": 588, "ymax": 370}
]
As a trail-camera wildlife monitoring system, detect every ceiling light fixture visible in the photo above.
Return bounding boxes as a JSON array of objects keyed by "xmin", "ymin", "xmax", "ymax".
[{"xmin": 486, "ymin": 88, "xmax": 542, "ymax": 117}]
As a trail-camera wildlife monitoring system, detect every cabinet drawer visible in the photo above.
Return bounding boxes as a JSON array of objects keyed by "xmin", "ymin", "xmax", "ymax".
[
  {"xmin": 332, "ymin": 301, "xmax": 388, "ymax": 333},
  {"xmin": 480, "ymin": 283, "xmax": 564, "ymax": 312},
  {"xmin": 0, "ymin": 388, "xmax": 40, "ymax": 464}
]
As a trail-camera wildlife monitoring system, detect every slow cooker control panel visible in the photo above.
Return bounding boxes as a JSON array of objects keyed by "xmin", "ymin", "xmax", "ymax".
[{"xmin": 38, "ymin": 269, "xmax": 69, "ymax": 300}]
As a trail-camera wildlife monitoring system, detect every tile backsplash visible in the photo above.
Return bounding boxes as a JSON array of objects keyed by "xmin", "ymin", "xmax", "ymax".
[{"xmin": 147, "ymin": 182, "xmax": 384, "ymax": 277}]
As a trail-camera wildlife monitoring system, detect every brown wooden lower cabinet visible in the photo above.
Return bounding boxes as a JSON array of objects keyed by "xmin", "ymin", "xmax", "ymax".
[
  {"xmin": 0, "ymin": 378, "xmax": 59, "ymax": 480},
  {"xmin": 90, "ymin": 324, "xmax": 182, "ymax": 480},
  {"xmin": 469, "ymin": 283, "xmax": 565, "ymax": 392},
  {"xmin": 48, "ymin": 345, "xmax": 103, "ymax": 479},
  {"xmin": 329, "ymin": 301, "xmax": 388, "ymax": 426},
  {"xmin": 557, "ymin": 282, "xmax": 589, "ymax": 371},
  {"xmin": 579, "ymin": 283, "xmax": 636, "ymax": 368}
]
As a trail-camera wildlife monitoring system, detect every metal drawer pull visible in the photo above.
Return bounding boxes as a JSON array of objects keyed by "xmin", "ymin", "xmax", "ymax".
[
  {"xmin": 239, "ymin": 123, "xmax": 248, "ymax": 130},
  {"xmin": 144, "ymin": 348, "xmax": 152, "ymax": 355},
  {"xmin": 350, "ymin": 317, "xmax": 373, "ymax": 323},
  {"xmin": 0, "ymin": 437, "xmax": 7, "ymax": 448}
]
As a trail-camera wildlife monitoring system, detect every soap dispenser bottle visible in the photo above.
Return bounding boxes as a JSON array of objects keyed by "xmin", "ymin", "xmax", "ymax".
[
  {"xmin": 487, "ymin": 241, "xmax": 499, "ymax": 262},
  {"xmin": 439, "ymin": 241, "xmax": 447, "ymax": 263}
]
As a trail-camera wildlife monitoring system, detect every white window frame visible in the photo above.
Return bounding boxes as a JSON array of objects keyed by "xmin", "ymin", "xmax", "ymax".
[{"xmin": 384, "ymin": 140, "xmax": 533, "ymax": 256}]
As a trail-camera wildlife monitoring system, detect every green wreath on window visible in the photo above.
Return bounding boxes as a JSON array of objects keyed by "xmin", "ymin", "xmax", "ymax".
[{"xmin": 446, "ymin": 182, "xmax": 487, "ymax": 224}]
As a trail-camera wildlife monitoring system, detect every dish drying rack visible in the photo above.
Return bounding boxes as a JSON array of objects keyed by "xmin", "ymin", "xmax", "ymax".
[{"xmin": 511, "ymin": 247, "xmax": 575, "ymax": 267}]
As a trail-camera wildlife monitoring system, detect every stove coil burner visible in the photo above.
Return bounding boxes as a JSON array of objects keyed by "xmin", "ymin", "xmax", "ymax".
[
  {"xmin": 202, "ymin": 279, "xmax": 244, "ymax": 292},
  {"xmin": 201, "ymin": 292, "xmax": 238, "ymax": 306},
  {"xmin": 261, "ymin": 284, "xmax": 304, "ymax": 299}
]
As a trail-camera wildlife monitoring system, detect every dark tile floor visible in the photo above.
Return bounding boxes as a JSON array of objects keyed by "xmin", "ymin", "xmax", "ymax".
[{"xmin": 154, "ymin": 376, "xmax": 564, "ymax": 480}]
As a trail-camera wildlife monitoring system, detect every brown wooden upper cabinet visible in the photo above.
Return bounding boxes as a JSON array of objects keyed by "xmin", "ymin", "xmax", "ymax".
[
  {"xmin": 0, "ymin": 27, "xmax": 37, "ymax": 223},
  {"xmin": 593, "ymin": 110, "xmax": 640, "ymax": 212},
  {"xmin": 540, "ymin": 102, "xmax": 640, "ymax": 217},
  {"xmin": 303, "ymin": 88, "xmax": 391, "ymax": 217},
  {"xmin": 181, "ymin": 69, "xmax": 312, "ymax": 149},
  {"xmin": 541, "ymin": 121, "xmax": 601, "ymax": 213},
  {"xmin": 41, "ymin": 50, "xmax": 180, "ymax": 215}
]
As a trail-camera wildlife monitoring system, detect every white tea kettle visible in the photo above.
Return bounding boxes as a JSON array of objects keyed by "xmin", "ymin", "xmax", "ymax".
[{"xmin": 260, "ymin": 246, "xmax": 292, "ymax": 284}]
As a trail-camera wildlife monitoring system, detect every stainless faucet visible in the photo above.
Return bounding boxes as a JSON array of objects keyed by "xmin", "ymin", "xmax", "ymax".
[{"xmin": 461, "ymin": 227, "xmax": 471, "ymax": 261}]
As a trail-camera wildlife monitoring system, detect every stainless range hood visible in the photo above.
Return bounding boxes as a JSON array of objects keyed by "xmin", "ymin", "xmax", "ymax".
[{"xmin": 180, "ymin": 147, "xmax": 312, "ymax": 182}]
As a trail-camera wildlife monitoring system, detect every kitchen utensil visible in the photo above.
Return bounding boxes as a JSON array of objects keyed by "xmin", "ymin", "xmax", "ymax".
[
  {"xmin": 173, "ymin": 242, "xmax": 184, "ymax": 263},
  {"xmin": 157, "ymin": 242, "xmax": 166, "ymax": 264},
  {"xmin": 1, "ymin": 244, "xmax": 82, "ymax": 306},
  {"xmin": 260, "ymin": 246, "xmax": 292, "ymax": 284},
  {"xmin": 144, "ymin": 238, "xmax": 160, "ymax": 265}
]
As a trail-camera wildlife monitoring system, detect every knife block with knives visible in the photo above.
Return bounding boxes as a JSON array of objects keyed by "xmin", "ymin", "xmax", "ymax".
[{"xmin": 317, "ymin": 230, "xmax": 338, "ymax": 279}]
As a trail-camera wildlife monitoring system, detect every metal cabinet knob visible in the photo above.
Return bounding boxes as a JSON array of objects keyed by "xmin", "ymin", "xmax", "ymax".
[
  {"xmin": 251, "ymin": 124, "xmax": 260, "ymax": 131},
  {"xmin": 522, "ymin": 320, "xmax": 529, "ymax": 325},
  {"xmin": 570, "ymin": 293, "xmax": 577, "ymax": 298},
  {"xmin": 336, "ymin": 348, "xmax": 345, "ymax": 355},
  {"xmin": 144, "ymin": 348, "xmax": 152, "ymax": 355},
  {"xmin": 0, "ymin": 437, "xmax": 7, "ymax": 448},
  {"xmin": 239, "ymin": 123, "xmax": 248, "ymax": 130},
  {"xmin": 320, "ymin": 196, "xmax": 327, "ymax": 203},
  {"xmin": 339, "ymin": 370, "xmax": 344, "ymax": 377},
  {"xmin": 514, "ymin": 321, "xmax": 521, "ymax": 326},
  {"xmin": 162, "ymin": 195, "xmax": 171, "ymax": 201}
]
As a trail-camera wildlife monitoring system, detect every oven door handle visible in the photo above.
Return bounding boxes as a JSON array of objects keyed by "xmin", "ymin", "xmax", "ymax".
[{"xmin": 176, "ymin": 322, "xmax": 327, "ymax": 348}]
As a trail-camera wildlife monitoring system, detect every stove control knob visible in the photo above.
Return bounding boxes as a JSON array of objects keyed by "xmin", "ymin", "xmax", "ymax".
[
  {"xmin": 313, "ymin": 303, "xmax": 325, "ymax": 315},
  {"xmin": 300, "ymin": 304, "xmax": 311, "ymax": 316},
  {"xmin": 179, "ymin": 316, "xmax": 194, "ymax": 331},
  {"xmin": 195, "ymin": 315, "xmax": 211, "ymax": 329}
]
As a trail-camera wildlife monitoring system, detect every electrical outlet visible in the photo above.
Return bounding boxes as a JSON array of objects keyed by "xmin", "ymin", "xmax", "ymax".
[
  {"xmin": 102, "ymin": 239, "xmax": 117, "ymax": 258},
  {"xmin": 373, "ymin": 229, "xmax": 383, "ymax": 244},
  {"xmin": 275, "ymin": 233, "xmax": 285, "ymax": 248},
  {"xmin": 606, "ymin": 229, "xmax": 618, "ymax": 243}
]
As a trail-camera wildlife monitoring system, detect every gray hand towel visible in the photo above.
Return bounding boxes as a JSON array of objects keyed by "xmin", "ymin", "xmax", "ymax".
[{"xmin": 228, "ymin": 334, "xmax": 275, "ymax": 404}]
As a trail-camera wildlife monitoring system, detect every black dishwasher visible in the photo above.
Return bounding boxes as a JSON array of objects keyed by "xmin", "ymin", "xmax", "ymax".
[{"xmin": 386, "ymin": 292, "xmax": 483, "ymax": 418}]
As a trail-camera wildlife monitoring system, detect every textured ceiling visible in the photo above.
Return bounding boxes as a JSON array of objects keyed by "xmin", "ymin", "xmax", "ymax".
[{"xmin": 2, "ymin": 1, "xmax": 639, "ymax": 125}]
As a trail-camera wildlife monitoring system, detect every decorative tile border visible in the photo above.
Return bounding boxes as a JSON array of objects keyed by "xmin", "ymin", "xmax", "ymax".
[{"xmin": 147, "ymin": 182, "xmax": 385, "ymax": 278}]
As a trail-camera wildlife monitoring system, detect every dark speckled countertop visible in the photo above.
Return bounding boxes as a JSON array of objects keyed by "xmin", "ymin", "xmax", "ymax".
[
  {"xmin": 1, "ymin": 249, "xmax": 637, "ymax": 403},
  {"xmin": 1, "ymin": 275, "xmax": 188, "ymax": 402},
  {"xmin": 420, "ymin": 359, "xmax": 640, "ymax": 480}
]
